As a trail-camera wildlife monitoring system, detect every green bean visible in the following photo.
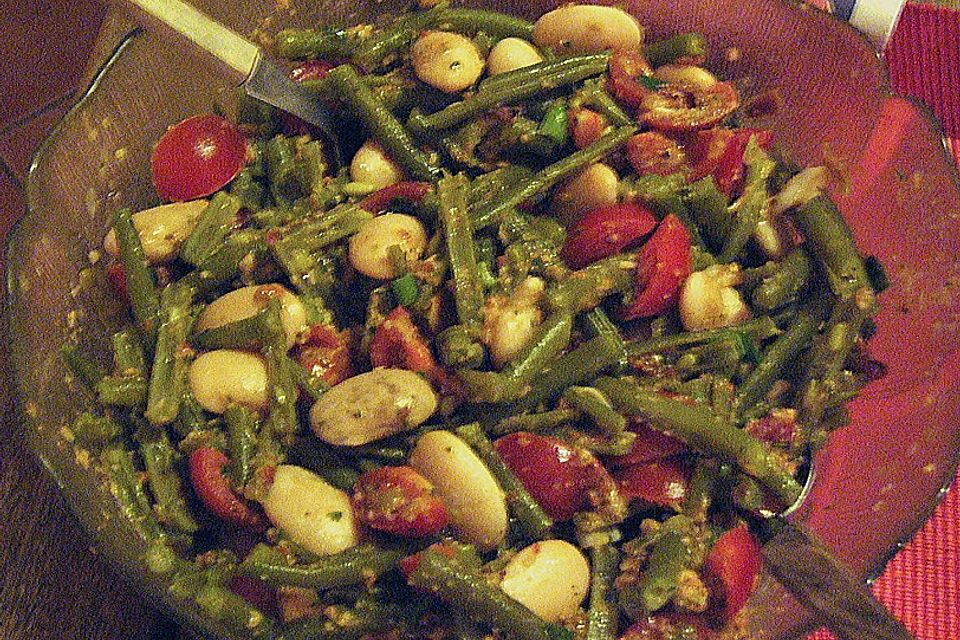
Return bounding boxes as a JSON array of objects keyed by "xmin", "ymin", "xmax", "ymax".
[
  {"xmin": 471, "ymin": 126, "xmax": 635, "ymax": 230},
  {"xmin": 439, "ymin": 172, "xmax": 484, "ymax": 327},
  {"xmin": 288, "ymin": 438, "xmax": 359, "ymax": 492},
  {"xmin": 456, "ymin": 423, "xmax": 554, "ymax": 540},
  {"xmin": 595, "ymin": 376, "xmax": 803, "ymax": 507},
  {"xmin": 194, "ymin": 582, "xmax": 275, "ymax": 638},
  {"xmin": 225, "ymin": 405, "xmax": 259, "ymax": 487},
  {"xmin": 436, "ymin": 324, "xmax": 486, "ymax": 369},
  {"xmin": 536, "ymin": 100, "xmax": 570, "ymax": 148},
  {"xmin": 72, "ymin": 412, "xmax": 123, "ymax": 446},
  {"xmin": 135, "ymin": 422, "xmax": 200, "ymax": 534},
  {"xmin": 674, "ymin": 336, "xmax": 744, "ymax": 378},
  {"xmin": 521, "ymin": 333, "xmax": 625, "ymax": 408},
  {"xmin": 571, "ymin": 78, "xmax": 632, "ymax": 127},
  {"xmin": 326, "ymin": 64, "xmax": 439, "ymax": 181},
  {"xmin": 492, "ymin": 408, "xmax": 580, "ymax": 436},
  {"xmin": 621, "ymin": 172, "xmax": 687, "ymax": 209},
  {"xmin": 264, "ymin": 134, "xmax": 302, "ymax": 206},
  {"xmin": 352, "ymin": 7, "xmax": 442, "ymax": 70},
  {"xmin": 735, "ymin": 299, "xmax": 827, "ymax": 415},
  {"xmin": 408, "ymin": 550, "xmax": 554, "ymax": 640},
  {"xmin": 113, "ymin": 207, "xmax": 159, "ymax": 341},
  {"xmin": 790, "ymin": 194, "xmax": 871, "ymax": 297},
  {"xmin": 264, "ymin": 348, "xmax": 300, "ymax": 439},
  {"xmin": 554, "ymin": 426, "xmax": 636, "ymax": 456},
  {"xmin": 191, "ymin": 297, "xmax": 286, "ymax": 352},
  {"xmin": 269, "ymin": 205, "xmax": 371, "ymax": 286},
  {"xmin": 435, "ymin": 7, "xmax": 534, "ymax": 39},
  {"xmin": 144, "ymin": 282, "xmax": 196, "ymax": 426},
  {"xmin": 477, "ymin": 53, "xmax": 609, "ymax": 97},
  {"xmin": 175, "ymin": 392, "xmax": 208, "ymax": 439},
  {"xmin": 409, "ymin": 54, "xmax": 612, "ymax": 134},
  {"xmin": 586, "ymin": 543, "xmax": 620, "ymax": 640},
  {"xmin": 96, "ymin": 375, "xmax": 147, "ymax": 407},
  {"xmin": 683, "ymin": 176, "xmax": 730, "ymax": 254},
  {"xmin": 633, "ymin": 530, "xmax": 687, "ymax": 614},
  {"xmin": 281, "ymin": 601, "xmax": 404, "ymax": 640},
  {"xmin": 193, "ymin": 229, "xmax": 264, "ymax": 287},
  {"xmin": 752, "ymin": 247, "xmax": 813, "ymax": 311},
  {"xmin": 544, "ymin": 252, "xmax": 636, "ymax": 314},
  {"xmin": 562, "ymin": 386, "xmax": 627, "ymax": 436},
  {"xmin": 229, "ymin": 167, "xmax": 266, "ymax": 212},
  {"xmin": 718, "ymin": 138, "xmax": 774, "ymax": 262},
  {"xmin": 102, "ymin": 445, "xmax": 164, "ymax": 541},
  {"xmin": 180, "ymin": 192, "xmax": 242, "ymax": 268},
  {"xmin": 239, "ymin": 542, "xmax": 405, "ymax": 589},
  {"xmin": 626, "ymin": 316, "xmax": 781, "ymax": 357},
  {"xmin": 584, "ymin": 307, "xmax": 628, "ymax": 371},
  {"xmin": 61, "ymin": 344, "xmax": 105, "ymax": 391},
  {"xmin": 111, "ymin": 327, "xmax": 147, "ymax": 377},
  {"xmin": 682, "ymin": 460, "xmax": 720, "ymax": 522},
  {"xmin": 644, "ymin": 33, "xmax": 709, "ymax": 67},
  {"xmin": 276, "ymin": 27, "xmax": 361, "ymax": 59}
]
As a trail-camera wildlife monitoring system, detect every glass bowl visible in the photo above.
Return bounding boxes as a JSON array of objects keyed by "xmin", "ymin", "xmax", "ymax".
[{"xmin": 7, "ymin": 1, "xmax": 960, "ymax": 638}]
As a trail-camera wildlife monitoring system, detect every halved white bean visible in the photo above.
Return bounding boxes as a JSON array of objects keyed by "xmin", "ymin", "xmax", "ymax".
[
  {"xmin": 533, "ymin": 5, "xmax": 643, "ymax": 53},
  {"xmin": 653, "ymin": 64, "xmax": 718, "ymax": 89},
  {"xmin": 500, "ymin": 540, "xmax": 590, "ymax": 623},
  {"xmin": 411, "ymin": 31, "xmax": 485, "ymax": 94},
  {"xmin": 310, "ymin": 368, "xmax": 437, "ymax": 446},
  {"xmin": 103, "ymin": 200, "xmax": 208, "ymax": 264},
  {"xmin": 485, "ymin": 277, "xmax": 545, "ymax": 367},
  {"xmin": 551, "ymin": 162, "xmax": 619, "ymax": 226},
  {"xmin": 409, "ymin": 430, "xmax": 508, "ymax": 551},
  {"xmin": 486, "ymin": 37, "xmax": 543, "ymax": 76},
  {"xmin": 349, "ymin": 213, "xmax": 428, "ymax": 280},
  {"xmin": 350, "ymin": 141, "xmax": 404, "ymax": 190},
  {"xmin": 188, "ymin": 350, "xmax": 270, "ymax": 414},
  {"xmin": 194, "ymin": 284, "xmax": 307, "ymax": 350},
  {"xmin": 679, "ymin": 264, "xmax": 752, "ymax": 331},
  {"xmin": 261, "ymin": 465, "xmax": 358, "ymax": 556}
]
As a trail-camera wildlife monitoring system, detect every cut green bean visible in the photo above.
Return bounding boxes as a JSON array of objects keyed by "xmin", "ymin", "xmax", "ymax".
[
  {"xmin": 225, "ymin": 405, "xmax": 259, "ymax": 487},
  {"xmin": 72, "ymin": 412, "xmax": 123, "ymax": 446},
  {"xmin": 627, "ymin": 316, "xmax": 781, "ymax": 358},
  {"xmin": 135, "ymin": 422, "xmax": 200, "ymax": 534},
  {"xmin": 111, "ymin": 327, "xmax": 147, "ymax": 377},
  {"xmin": 644, "ymin": 33, "xmax": 709, "ymax": 67},
  {"xmin": 595, "ymin": 376, "xmax": 803, "ymax": 507},
  {"xmin": 194, "ymin": 582, "xmax": 275, "ymax": 638},
  {"xmin": 439, "ymin": 172, "xmax": 485, "ymax": 327},
  {"xmin": 456, "ymin": 422, "xmax": 553, "ymax": 540},
  {"xmin": 718, "ymin": 138, "xmax": 774, "ymax": 262},
  {"xmin": 587, "ymin": 543, "xmax": 620, "ymax": 640},
  {"xmin": 180, "ymin": 192, "xmax": 242, "ymax": 268},
  {"xmin": 191, "ymin": 296, "xmax": 286, "ymax": 352},
  {"xmin": 144, "ymin": 282, "xmax": 196, "ymax": 426},
  {"xmin": 238, "ymin": 542, "xmax": 405, "ymax": 589},
  {"xmin": 633, "ymin": 530, "xmax": 687, "ymax": 614},
  {"xmin": 61, "ymin": 344, "xmax": 105, "ymax": 391},
  {"xmin": 96, "ymin": 375, "xmax": 147, "ymax": 407},
  {"xmin": 545, "ymin": 252, "xmax": 637, "ymax": 314},
  {"xmin": 113, "ymin": 207, "xmax": 159, "ymax": 341},
  {"xmin": 521, "ymin": 333, "xmax": 625, "ymax": 409},
  {"xmin": 562, "ymin": 386, "xmax": 627, "ymax": 436},
  {"xmin": 276, "ymin": 27, "xmax": 361, "ymax": 59},
  {"xmin": 327, "ymin": 64, "xmax": 439, "ymax": 181},
  {"xmin": 752, "ymin": 247, "xmax": 813, "ymax": 311},
  {"xmin": 435, "ymin": 7, "xmax": 534, "ymax": 39},
  {"xmin": 790, "ymin": 194, "xmax": 872, "ymax": 297},
  {"xmin": 102, "ymin": 445, "xmax": 164, "ymax": 541},
  {"xmin": 492, "ymin": 407, "xmax": 580, "ymax": 436}
]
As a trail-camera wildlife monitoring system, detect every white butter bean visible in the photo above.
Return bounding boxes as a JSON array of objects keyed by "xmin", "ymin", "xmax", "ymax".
[
  {"xmin": 485, "ymin": 277, "xmax": 545, "ymax": 367},
  {"xmin": 533, "ymin": 5, "xmax": 643, "ymax": 53},
  {"xmin": 551, "ymin": 162, "xmax": 619, "ymax": 226},
  {"xmin": 261, "ymin": 465, "xmax": 358, "ymax": 556},
  {"xmin": 500, "ymin": 540, "xmax": 590, "ymax": 622},
  {"xmin": 653, "ymin": 64, "xmax": 718, "ymax": 89},
  {"xmin": 679, "ymin": 264, "xmax": 752, "ymax": 331},
  {"xmin": 194, "ymin": 284, "xmax": 307, "ymax": 350},
  {"xmin": 411, "ymin": 31, "xmax": 485, "ymax": 93},
  {"xmin": 349, "ymin": 213, "xmax": 428, "ymax": 280},
  {"xmin": 310, "ymin": 368, "xmax": 437, "ymax": 446},
  {"xmin": 409, "ymin": 430, "xmax": 508, "ymax": 551},
  {"xmin": 486, "ymin": 37, "xmax": 543, "ymax": 76},
  {"xmin": 103, "ymin": 199, "xmax": 208, "ymax": 264},
  {"xmin": 188, "ymin": 350, "xmax": 270, "ymax": 414},
  {"xmin": 350, "ymin": 141, "xmax": 404, "ymax": 189}
]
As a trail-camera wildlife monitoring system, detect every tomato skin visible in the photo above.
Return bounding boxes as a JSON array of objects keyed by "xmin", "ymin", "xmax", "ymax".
[
  {"xmin": 641, "ymin": 81, "xmax": 740, "ymax": 133},
  {"xmin": 494, "ymin": 432, "xmax": 595, "ymax": 521},
  {"xmin": 606, "ymin": 420, "xmax": 688, "ymax": 468},
  {"xmin": 151, "ymin": 114, "xmax": 247, "ymax": 202},
  {"xmin": 290, "ymin": 59, "xmax": 335, "ymax": 83},
  {"xmin": 369, "ymin": 306, "xmax": 453, "ymax": 392},
  {"xmin": 688, "ymin": 129, "xmax": 774, "ymax": 196},
  {"xmin": 293, "ymin": 324, "xmax": 353, "ymax": 387},
  {"xmin": 607, "ymin": 49, "xmax": 654, "ymax": 108},
  {"xmin": 562, "ymin": 203, "xmax": 658, "ymax": 269},
  {"xmin": 614, "ymin": 458, "xmax": 690, "ymax": 509},
  {"xmin": 360, "ymin": 181, "xmax": 433, "ymax": 213},
  {"xmin": 622, "ymin": 214, "xmax": 692, "ymax": 319},
  {"xmin": 704, "ymin": 525, "xmax": 762, "ymax": 623},
  {"xmin": 189, "ymin": 447, "xmax": 267, "ymax": 529},
  {"xmin": 568, "ymin": 107, "xmax": 609, "ymax": 150},
  {"xmin": 352, "ymin": 466, "xmax": 448, "ymax": 538},
  {"xmin": 626, "ymin": 132, "xmax": 688, "ymax": 177}
]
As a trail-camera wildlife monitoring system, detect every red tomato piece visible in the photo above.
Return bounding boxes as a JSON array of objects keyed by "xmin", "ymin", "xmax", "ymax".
[
  {"xmin": 369, "ymin": 306, "xmax": 452, "ymax": 392},
  {"xmin": 621, "ymin": 214, "xmax": 692, "ymax": 319},
  {"xmin": 607, "ymin": 49, "xmax": 654, "ymax": 108},
  {"xmin": 745, "ymin": 409, "xmax": 801, "ymax": 448},
  {"xmin": 398, "ymin": 541, "xmax": 460, "ymax": 580},
  {"xmin": 106, "ymin": 262, "xmax": 129, "ymax": 304},
  {"xmin": 568, "ymin": 107, "xmax": 610, "ymax": 150},
  {"xmin": 619, "ymin": 613, "xmax": 716, "ymax": 640},
  {"xmin": 614, "ymin": 458, "xmax": 691, "ymax": 509},
  {"xmin": 290, "ymin": 59, "xmax": 335, "ymax": 83},
  {"xmin": 494, "ymin": 432, "xmax": 597, "ymax": 521},
  {"xmin": 189, "ymin": 447, "xmax": 267, "ymax": 529},
  {"xmin": 360, "ymin": 181, "xmax": 433, "ymax": 213},
  {"xmin": 605, "ymin": 420, "xmax": 688, "ymax": 468},
  {"xmin": 293, "ymin": 324, "xmax": 353, "ymax": 387},
  {"xmin": 641, "ymin": 82, "xmax": 740, "ymax": 133},
  {"xmin": 351, "ymin": 466, "xmax": 448, "ymax": 538},
  {"xmin": 151, "ymin": 114, "xmax": 247, "ymax": 202},
  {"xmin": 688, "ymin": 129, "xmax": 774, "ymax": 196},
  {"xmin": 704, "ymin": 525, "xmax": 762, "ymax": 623},
  {"xmin": 562, "ymin": 203, "xmax": 658, "ymax": 269},
  {"xmin": 626, "ymin": 132, "xmax": 688, "ymax": 177}
]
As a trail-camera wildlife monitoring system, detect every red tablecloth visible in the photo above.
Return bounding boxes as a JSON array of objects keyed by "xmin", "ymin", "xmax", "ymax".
[{"xmin": 809, "ymin": 5, "xmax": 960, "ymax": 638}]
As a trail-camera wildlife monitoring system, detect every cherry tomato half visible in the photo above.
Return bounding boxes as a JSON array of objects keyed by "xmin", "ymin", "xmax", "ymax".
[
  {"xmin": 641, "ymin": 81, "xmax": 739, "ymax": 133},
  {"xmin": 351, "ymin": 466, "xmax": 448, "ymax": 538},
  {"xmin": 151, "ymin": 114, "xmax": 247, "ymax": 202},
  {"xmin": 562, "ymin": 203, "xmax": 658, "ymax": 269},
  {"xmin": 704, "ymin": 525, "xmax": 762, "ymax": 623},
  {"xmin": 688, "ymin": 128, "xmax": 774, "ymax": 196},
  {"xmin": 626, "ymin": 132, "xmax": 688, "ymax": 177},
  {"xmin": 369, "ymin": 306, "xmax": 454, "ymax": 392},
  {"xmin": 607, "ymin": 49, "xmax": 655, "ymax": 109},
  {"xmin": 568, "ymin": 107, "xmax": 610, "ymax": 150},
  {"xmin": 605, "ymin": 420, "xmax": 688, "ymax": 468},
  {"xmin": 614, "ymin": 458, "xmax": 690, "ymax": 509},
  {"xmin": 189, "ymin": 447, "xmax": 267, "ymax": 529},
  {"xmin": 622, "ymin": 214, "xmax": 692, "ymax": 319},
  {"xmin": 293, "ymin": 324, "xmax": 354, "ymax": 387}
]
